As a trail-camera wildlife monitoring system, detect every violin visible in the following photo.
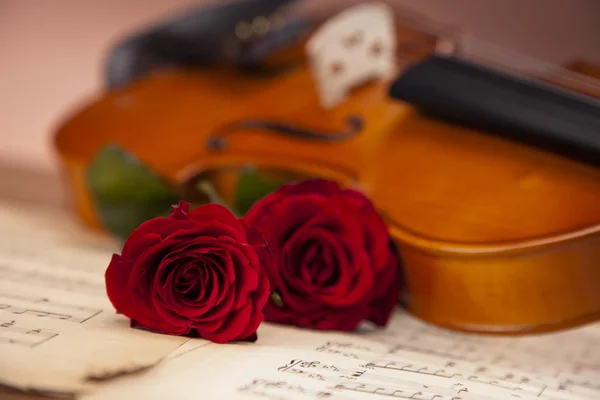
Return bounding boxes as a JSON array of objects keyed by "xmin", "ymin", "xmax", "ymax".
[{"xmin": 53, "ymin": 0, "xmax": 600, "ymax": 335}]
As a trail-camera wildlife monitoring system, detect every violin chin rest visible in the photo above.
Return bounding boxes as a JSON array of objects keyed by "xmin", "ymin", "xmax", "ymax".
[{"xmin": 104, "ymin": 0, "xmax": 301, "ymax": 89}]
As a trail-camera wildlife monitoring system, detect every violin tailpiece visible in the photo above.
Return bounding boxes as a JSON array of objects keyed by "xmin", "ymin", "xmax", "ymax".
[{"xmin": 305, "ymin": 2, "xmax": 397, "ymax": 109}]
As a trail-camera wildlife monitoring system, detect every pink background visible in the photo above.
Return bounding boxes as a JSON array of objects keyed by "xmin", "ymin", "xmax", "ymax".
[{"xmin": 1, "ymin": 0, "xmax": 599, "ymax": 175}]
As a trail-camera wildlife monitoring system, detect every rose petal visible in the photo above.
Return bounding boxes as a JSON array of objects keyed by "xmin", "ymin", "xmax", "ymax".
[
  {"xmin": 310, "ymin": 245, "xmax": 336, "ymax": 286},
  {"xmin": 132, "ymin": 288, "xmax": 190, "ymax": 334},
  {"xmin": 340, "ymin": 190, "xmax": 391, "ymax": 271},
  {"xmin": 130, "ymin": 317, "xmax": 190, "ymax": 335},
  {"xmin": 168, "ymin": 258, "xmax": 225, "ymax": 318},
  {"xmin": 218, "ymin": 240, "xmax": 259, "ymax": 289},
  {"xmin": 314, "ymin": 240, "xmax": 374, "ymax": 306},
  {"xmin": 278, "ymin": 179, "xmax": 342, "ymax": 197},
  {"xmin": 126, "ymin": 241, "xmax": 187, "ymax": 331},
  {"xmin": 202, "ymin": 301, "xmax": 254, "ymax": 343},
  {"xmin": 174, "ymin": 263, "xmax": 202, "ymax": 298},
  {"xmin": 187, "ymin": 204, "xmax": 246, "ymax": 241},
  {"xmin": 167, "ymin": 220, "xmax": 246, "ymax": 243},
  {"xmin": 367, "ymin": 251, "xmax": 402, "ymax": 326},
  {"xmin": 242, "ymin": 332, "xmax": 258, "ymax": 342},
  {"xmin": 247, "ymin": 178, "xmax": 400, "ymax": 332},
  {"xmin": 120, "ymin": 219, "xmax": 170, "ymax": 261},
  {"xmin": 105, "ymin": 199, "xmax": 275, "ymax": 342},
  {"xmin": 297, "ymin": 240, "xmax": 320, "ymax": 284},
  {"xmin": 242, "ymin": 224, "xmax": 268, "ymax": 249},
  {"xmin": 299, "ymin": 305, "xmax": 367, "ymax": 331},
  {"xmin": 170, "ymin": 201, "xmax": 191, "ymax": 219},
  {"xmin": 105, "ymin": 254, "xmax": 134, "ymax": 317},
  {"xmin": 235, "ymin": 264, "xmax": 270, "ymax": 340},
  {"xmin": 246, "ymin": 193, "xmax": 330, "ymax": 247},
  {"xmin": 231, "ymin": 258, "xmax": 259, "ymax": 310},
  {"xmin": 202, "ymin": 253, "xmax": 230, "ymax": 307},
  {"xmin": 188, "ymin": 265, "xmax": 233, "ymax": 322}
]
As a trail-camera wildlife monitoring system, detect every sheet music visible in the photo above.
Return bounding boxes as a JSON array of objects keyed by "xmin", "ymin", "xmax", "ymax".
[
  {"xmin": 0, "ymin": 201, "xmax": 189, "ymax": 396},
  {"xmin": 3, "ymin": 200, "xmax": 600, "ymax": 399},
  {"xmin": 83, "ymin": 309, "xmax": 600, "ymax": 400}
]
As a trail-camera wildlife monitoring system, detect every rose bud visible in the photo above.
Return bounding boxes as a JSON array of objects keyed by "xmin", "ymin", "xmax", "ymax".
[
  {"xmin": 244, "ymin": 179, "xmax": 402, "ymax": 331},
  {"xmin": 105, "ymin": 201, "xmax": 271, "ymax": 344}
]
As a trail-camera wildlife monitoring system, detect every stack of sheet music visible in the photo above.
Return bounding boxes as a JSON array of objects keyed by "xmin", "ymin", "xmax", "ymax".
[{"xmin": 1, "ymin": 199, "xmax": 599, "ymax": 400}]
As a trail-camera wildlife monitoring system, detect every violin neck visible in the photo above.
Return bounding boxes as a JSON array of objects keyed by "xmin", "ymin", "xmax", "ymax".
[
  {"xmin": 454, "ymin": 36, "xmax": 600, "ymax": 95},
  {"xmin": 388, "ymin": 37, "xmax": 600, "ymax": 167}
]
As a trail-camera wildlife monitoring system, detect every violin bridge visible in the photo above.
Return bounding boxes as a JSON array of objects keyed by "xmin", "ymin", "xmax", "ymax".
[{"xmin": 306, "ymin": 2, "xmax": 397, "ymax": 109}]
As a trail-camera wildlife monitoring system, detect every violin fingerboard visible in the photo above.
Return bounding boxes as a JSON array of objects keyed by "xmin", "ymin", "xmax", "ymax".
[{"xmin": 305, "ymin": 2, "xmax": 397, "ymax": 108}]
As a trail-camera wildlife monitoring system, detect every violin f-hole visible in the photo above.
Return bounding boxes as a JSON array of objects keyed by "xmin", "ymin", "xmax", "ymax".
[{"xmin": 205, "ymin": 115, "xmax": 364, "ymax": 151}]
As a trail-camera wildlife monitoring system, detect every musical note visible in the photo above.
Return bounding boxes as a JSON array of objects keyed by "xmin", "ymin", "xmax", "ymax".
[
  {"xmin": 334, "ymin": 382, "xmax": 464, "ymax": 400},
  {"xmin": 0, "ymin": 318, "xmax": 58, "ymax": 348},
  {"xmin": 235, "ymin": 313, "xmax": 600, "ymax": 400},
  {"xmin": 310, "ymin": 338, "xmax": 600, "ymax": 399},
  {"xmin": 273, "ymin": 355, "xmax": 540, "ymax": 399},
  {"xmin": 0, "ymin": 292, "xmax": 102, "ymax": 323},
  {"xmin": 76, "ymin": 308, "xmax": 600, "ymax": 400},
  {"xmin": 238, "ymin": 379, "xmax": 336, "ymax": 399},
  {"xmin": 0, "ymin": 263, "xmax": 106, "ymax": 297},
  {"xmin": 316, "ymin": 341, "xmax": 364, "ymax": 359},
  {"xmin": 0, "ymin": 201, "xmax": 188, "ymax": 395}
]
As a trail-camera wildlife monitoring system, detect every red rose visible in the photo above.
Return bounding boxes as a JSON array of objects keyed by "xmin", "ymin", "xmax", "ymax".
[
  {"xmin": 105, "ymin": 201, "xmax": 271, "ymax": 344},
  {"xmin": 244, "ymin": 179, "xmax": 401, "ymax": 331}
]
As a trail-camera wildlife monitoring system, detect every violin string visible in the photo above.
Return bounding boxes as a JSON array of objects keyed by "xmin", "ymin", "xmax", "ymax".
[
  {"xmin": 455, "ymin": 35, "xmax": 600, "ymax": 92},
  {"xmin": 385, "ymin": 12, "xmax": 600, "ymax": 94}
]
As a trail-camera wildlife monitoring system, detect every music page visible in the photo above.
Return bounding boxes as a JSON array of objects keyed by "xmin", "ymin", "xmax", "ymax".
[
  {"xmin": 84, "ymin": 304, "xmax": 600, "ymax": 399},
  {"xmin": 0, "ymin": 201, "xmax": 189, "ymax": 396},
  {"xmin": 4, "ymin": 200, "xmax": 600, "ymax": 399}
]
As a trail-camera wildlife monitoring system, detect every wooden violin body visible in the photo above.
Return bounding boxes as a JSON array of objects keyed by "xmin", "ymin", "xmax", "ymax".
[{"xmin": 53, "ymin": 3, "xmax": 600, "ymax": 335}]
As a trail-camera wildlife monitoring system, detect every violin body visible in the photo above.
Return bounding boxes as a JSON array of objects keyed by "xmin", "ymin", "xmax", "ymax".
[
  {"xmin": 55, "ymin": 65, "xmax": 403, "ymax": 230},
  {"xmin": 53, "ymin": 2, "xmax": 600, "ymax": 335}
]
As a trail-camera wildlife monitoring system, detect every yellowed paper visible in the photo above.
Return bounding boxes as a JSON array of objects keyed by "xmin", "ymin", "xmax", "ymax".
[
  {"xmin": 0, "ymin": 201, "xmax": 189, "ymax": 396},
  {"xmin": 84, "ymin": 310, "xmax": 600, "ymax": 399}
]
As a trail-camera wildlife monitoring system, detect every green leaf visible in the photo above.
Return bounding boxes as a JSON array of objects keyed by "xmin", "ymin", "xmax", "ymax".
[
  {"xmin": 270, "ymin": 291, "xmax": 284, "ymax": 308},
  {"xmin": 85, "ymin": 144, "xmax": 180, "ymax": 241},
  {"xmin": 234, "ymin": 167, "xmax": 287, "ymax": 215}
]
